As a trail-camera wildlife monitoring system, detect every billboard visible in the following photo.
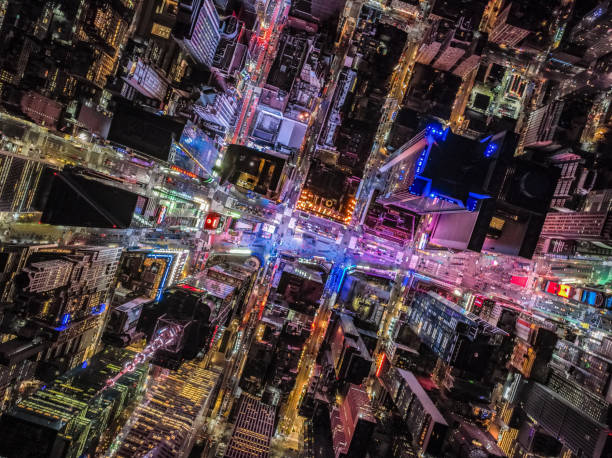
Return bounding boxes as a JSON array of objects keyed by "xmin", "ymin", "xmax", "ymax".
[
  {"xmin": 540, "ymin": 281, "xmax": 612, "ymax": 308},
  {"xmin": 545, "ymin": 281, "xmax": 559, "ymax": 295},
  {"xmin": 510, "ymin": 276, "xmax": 528, "ymax": 287},
  {"xmin": 172, "ymin": 122, "xmax": 219, "ymax": 179},
  {"xmin": 580, "ymin": 288, "xmax": 609, "ymax": 308},
  {"xmin": 297, "ymin": 162, "xmax": 359, "ymax": 223},
  {"xmin": 557, "ymin": 284, "xmax": 572, "ymax": 298}
]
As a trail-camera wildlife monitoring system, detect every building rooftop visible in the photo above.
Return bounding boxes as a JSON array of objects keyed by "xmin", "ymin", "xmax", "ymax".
[
  {"xmin": 224, "ymin": 394, "xmax": 276, "ymax": 458},
  {"xmin": 425, "ymin": 292, "xmax": 509, "ymax": 336},
  {"xmin": 182, "ymin": 273, "xmax": 237, "ymax": 299},
  {"xmin": 396, "ymin": 368, "xmax": 447, "ymax": 425}
]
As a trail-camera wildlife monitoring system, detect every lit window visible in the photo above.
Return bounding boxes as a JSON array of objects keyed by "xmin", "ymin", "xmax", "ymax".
[
  {"xmin": 151, "ymin": 23, "xmax": 171, "ymax": 39},
  {"xmin": 489, "ymin": 216, "xmax": 505, "ymax": 231},
  {"xmin": 155, "ymin": 0, "xmax": 166, "ymax": 14}
]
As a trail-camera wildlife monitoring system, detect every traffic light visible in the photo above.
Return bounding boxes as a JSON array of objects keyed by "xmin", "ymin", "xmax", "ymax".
[{"xmin": 204, "ymin": 212, "xmax": 221, "ymax": 230}]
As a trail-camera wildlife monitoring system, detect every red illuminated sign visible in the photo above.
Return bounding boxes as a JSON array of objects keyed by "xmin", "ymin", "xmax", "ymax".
[
  {"xmin": 209, "ymin": 325, "xmax": 219, "ymax": 349},
  {"xmin": 171, "ymin": 165, "xmax": 198, "ymax": 179},
  {"xmin": 156, "ymin": 205, "xmax": 167, "ymax": 225},
  {"xmin": 204, "ymin": 212, "xmax": 221, "ymax": 230},
  {"xmin": 473, "ymin": 296, "xmax": 485, "ymax": 308},
  {"xmin": 510, "ymin": 276, "xmax": 528, "ymax": 287},
  {"xmin": 376, "ymin": 353, "xmax": 387, "ymax": 378},
  {"xmin": 545, "ymin": 281, "xmax": 559, "ymax": 295},
  {"xmin": 177, "ymin": 284, "xmax": 205, "ymax": 293}
]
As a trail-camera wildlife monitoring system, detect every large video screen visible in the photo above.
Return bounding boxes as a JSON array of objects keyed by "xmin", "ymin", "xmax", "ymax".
[{"xmin": 172, "ymin": 122, "xmax": 219, "ymax": 179}]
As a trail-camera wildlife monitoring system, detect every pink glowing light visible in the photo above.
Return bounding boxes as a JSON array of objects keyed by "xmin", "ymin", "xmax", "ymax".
[{"xmin": 101, "ymin": 324, "xmax": 181, "ymax": 391}]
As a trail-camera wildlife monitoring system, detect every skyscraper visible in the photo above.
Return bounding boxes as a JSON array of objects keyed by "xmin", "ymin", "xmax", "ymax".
[
  {"xmin": 115, "ymin": 248, "xmax": 189, "ymax": 302},
  {"xmin": 224, "ymin": 393, "xmax": 276, "ymax": 458},
  {"xmin": 3, "ymin": 245, "xmax": 122, "ymax": 381},
  {"xmin": 329, "ymin": 313, "xmax": 372, "ymax": 385},
  {"xmin": 174, "ymin": 0, "xmax": 221, "ymax": 69},
  {"xmin": 406, "ymin": 291, "xmax": 507, "ymax": 375},
  {"xmin": 37, "ymin": 167, "xmax": 150, "ymax": 229},
  {"xmin": 521, "ymin": 102, "xmax": 565, "ymax": 149},
  {"xmin": 0, "ymin": 347, "xmax": 148, "ymax": 458},
  {"xmin": 509, "ymin": 318, "xmax": 557, "ymax": 383},
  {"xmin": 193, "ymin": 88, "xmax": 239, "ymax": 132},
  {"xmin": 522, "ymin": 381, "xmax": 612, "ymax": 457},
  {"xmin": 377, "ymin": 365, "xmax": 448, "ymax": 456},
  {"xmin": 488, "ymin": 0, "xmax": 561, "ymax": 50},
  {"xmin": 0, "ymin": 151, "xmax": 46, "ymax": 213},
  {"xmin": 417, "ymin": 0, "xmax": 487, "ymax": 77},
  {"xmin": 117, "ymin": 362, "xmax": 220, "ymax": 457},
  {"xmin": 330, "ymin": 384, "xmax": 376, "ymax": 458},
  {"xmin": 541, "ymin": 211, "xmax": 612, "ymax": 240},
  {"xmin": 567, "ymin": 2, "xmax": 612, "ymax": 61}
]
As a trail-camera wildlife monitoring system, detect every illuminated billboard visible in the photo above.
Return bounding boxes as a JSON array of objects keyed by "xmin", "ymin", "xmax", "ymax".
[
  {"xmin": 540, "ymin": 281, "xmax": 612, "ymax": 309},
  {"xmin": 545, "ymin": 281, "xmax": 559, "ymax": 295},
  {"xmin": 557, "ymin": 284, "xmax": 572, "ymax": 299},
  {"xmin": 172, "ymin": 122, "xmax": 219, "ymax": 179},
  {"xmin": 510, "ymin": 276, "xmax": 528, "ymax": 287}
]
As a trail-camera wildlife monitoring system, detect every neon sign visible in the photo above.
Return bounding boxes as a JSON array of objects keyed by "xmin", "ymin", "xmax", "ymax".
[
  {"xmin": 376, "ymin": 352, "xmax": 387, "ymax": 378},
  {"xmin": 425, "ymin": 123, "xmax": 450, "ymax": 141},
  {"xmin": 170, "ymin": 165, "xmax": 198, "ymax": 179},
  {"xmin": 484, "ymin": 143, "xmax": 498, "ymax": 158},
  {"xmin": 178, "ymin": 283, "xmax": 205, "ymax": 294},
  {"xmin": 146, "ymin": 253, "xmax": 175, "ymax": 301},
  {"xmin": 156, "ymin": 206, "xmax": 167, "ymax": 225}
]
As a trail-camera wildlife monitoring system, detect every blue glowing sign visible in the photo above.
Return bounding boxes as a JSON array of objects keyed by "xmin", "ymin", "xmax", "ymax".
[
  {"xmin": 173, "ymin": 122, "xmax": 219, "ymax": 179},
  {"xmin": 146, "ymin": 253, "xmax": 175, "ymax": 301},
  {"xmin": 415, "ymin": 148, "xmax": 429, "ymax": 175},
  {"xmin": 425, "ymin": 123, "xmax": 450, "ymax": 141},
  {"xmin": 484, "ymin": 143, "xmax": 498, "ymax": 158},
  {"xmin": 91, "ymin": 303, "xmax": 106, "ymax": 316},
  {"xmin": 592, "ymin": 7, "xmax": 605, "ymax": 19},
  {"xmin": 335, "ymin": 265, "xmax": 355, "ymax": 293},
  {"xmin": 81, "ymin": 360, "xmax": 88, "ymax": 369},
  {"xmin": 582, "ymin": 290, "xmax": 596, "ymax": 306},
  {"xmin": 408, "ymin": 176, "xmax": 431, "ymax": 196},
  {"xmin": 54, "ymin": 313, "xmax": 71, "ymax": 331},
  {"xmin": 466, "ymin": 197, "xmax": 479, "ymax": 212}
]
